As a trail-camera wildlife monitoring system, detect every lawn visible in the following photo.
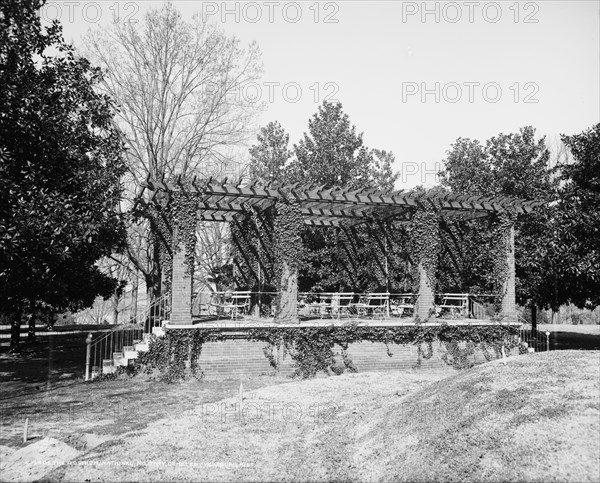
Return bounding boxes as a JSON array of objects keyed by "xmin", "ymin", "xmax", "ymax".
[
  {"xmin": 1, "ymin": 328, "xmax": 599, "ymax": 482},
  {"xmin": 1, "ymin": 348, "xmax": 598, "ymax": 482}
]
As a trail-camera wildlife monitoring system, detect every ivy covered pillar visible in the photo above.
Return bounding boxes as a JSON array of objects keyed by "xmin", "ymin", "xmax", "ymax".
[
  {"xmin": 169, "ymin": 193, "xmax": 198, "ymax": 325},
  {"xmin": 501, "ymin": 223, "xmax": 517, "ymax": 322},
  {"xmin": 273, "ymin": 198, "xmax": 303, "ymax": 324},
  {"xmin": 170, "ymin": 227, "xmax": 193, "ymax": 325},
  {"xmin": 416, "ymin": 261, "xmax": 435, "ymax": 320},
  {"xmin": 410, "ymin": 204, "xmax": 440, "ymax": 321}
]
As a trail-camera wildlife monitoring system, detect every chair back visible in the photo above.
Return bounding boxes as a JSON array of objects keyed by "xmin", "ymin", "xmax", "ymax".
[
  {"xmin": 232, "ymin": 291, "xmax": 251, "ymax": 307},
  {"xmin": 333, "ymin": 292, "xmax": 354, "ymax": 307},
  {"xmin": 366, "ymin": 292, "xmax": 389, "ymax": 306}
]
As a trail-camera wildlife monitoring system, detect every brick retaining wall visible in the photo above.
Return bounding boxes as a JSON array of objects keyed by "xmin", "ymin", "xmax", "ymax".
[{"xmin": 196, "ymin": 339, "xmax": 486, "ymax": 379}]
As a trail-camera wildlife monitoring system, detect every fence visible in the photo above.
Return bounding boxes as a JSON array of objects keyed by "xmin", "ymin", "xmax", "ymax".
[{"xmin": 518, "ymin": 313, "xmax": 552, "ymax": 352}]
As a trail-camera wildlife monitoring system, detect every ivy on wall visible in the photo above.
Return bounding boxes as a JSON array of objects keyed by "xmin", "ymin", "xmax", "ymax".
[
  {"xmin": 489, "ymin": 211, "xmax": 517, "ymax": 309},
  {"xmin": 146, "ymin": 188, "xmax": 200, "ymax": 295},
  {"xmin": 130, "ymin": 324, "xmax": 521, "ymax": 382},
  {"xmin": 248, "ymin": 323, "xmax": 521, "ymax": 377},
  {"xmin": 409, "ymin": 202, "xmax": 441, "ymax": 293},
  {"xmin": 136, "ymin": 329, "xmax": 224, "ymax": 382},
  {"xmin": 271, "ymin": 197, "xmax": 304, "ymax": 322}
]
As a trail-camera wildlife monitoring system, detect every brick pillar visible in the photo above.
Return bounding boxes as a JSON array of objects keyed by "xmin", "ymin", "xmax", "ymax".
[
  {"xmin": 501, "ymin": 224, "xmax": 517, "ymax": 322},
  {"xmin": 170, "ymin": 228, "xmax": 193, "ymax": 325},
  {"xmin": 416, "ymin": 261, "xmax": 435, "ymax": 320}
]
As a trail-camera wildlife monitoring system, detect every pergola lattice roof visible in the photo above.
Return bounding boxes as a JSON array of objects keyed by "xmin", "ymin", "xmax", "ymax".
[{"xmin": 140, "ymin": 175, "xmax": 542, "ymax": 227}]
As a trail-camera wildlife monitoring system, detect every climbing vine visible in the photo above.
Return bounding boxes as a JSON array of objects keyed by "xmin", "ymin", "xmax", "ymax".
[
  {"xmin": 489, "ymin": 211, "xmax": 517, "ymax": 309},
  {"xmin": 409, "ymin": 203, "xmax": 441, "ymax": 293},
  {"xmin": 145, "ymin": 187, "xmax": 199, "ymax": 294},
  {"xmin": 248, "ymin": 323, "xmax": 520, "ymax": 377},
  {"xmin": 130, "ymin": 324, "xmax": 521, "ymax": 382},
  {"xmin": 272, "ymin": 197, "xmax": 304, "ymax": 321},
  {"xmin": 136, "ymin": 329, "xmax": 224, "ymax": 382}
]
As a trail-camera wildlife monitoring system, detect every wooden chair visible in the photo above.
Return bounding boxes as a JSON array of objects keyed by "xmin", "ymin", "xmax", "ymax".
[
  {"xmin": 210, "ymin": 291, "xmax": 251, "ymax": 320},
  {"xmin": 330, "ymin": 293, "xmax": 355, "ymax": 319},
  {"xmin": 390, "ymin": 294, "xmax": 415, "ymax": 317},
  {"xmin": 354, "ymin": 293, "xmax": 390, "ymax": 319},
  {"xmin": 436, "ymin": 293, "xmax": 469, "ymax": 319}
]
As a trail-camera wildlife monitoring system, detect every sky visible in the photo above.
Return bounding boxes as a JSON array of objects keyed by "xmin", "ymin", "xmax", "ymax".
[{"xmin": 45, "ymin": 0, "xmax": 600, "ymax": 188}]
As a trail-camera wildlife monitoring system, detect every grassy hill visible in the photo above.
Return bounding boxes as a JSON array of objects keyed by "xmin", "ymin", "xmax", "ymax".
[
  {"xmin": 9, "ymin": 351, "xmax": 600, "ymax": 482},
  {"xmin": 354, "ymin": 350, "xmax": 600, "ymax": 482}
]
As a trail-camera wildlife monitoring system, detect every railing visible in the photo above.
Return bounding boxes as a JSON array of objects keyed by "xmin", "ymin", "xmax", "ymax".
[
  {"xmin": 182, "ymin": 291, "xmax": 518, "ymax": 322},
  {"xmin": 518, "ymin": 314, "xmax": 552, "ymax": 352},
  {"xmin": 192, "ymin": 290, "xmax": 279, "ymax": 318},
  {"xmin": 186, "ymin": 291, "xmax": 498, "ymax": 320},
  {"xmin": 86, "ymin": 292, "xmax": 170, "ymax": 380}
]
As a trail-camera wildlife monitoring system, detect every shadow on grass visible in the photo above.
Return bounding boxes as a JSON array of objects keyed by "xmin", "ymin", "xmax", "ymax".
[
  {"xmin": 550, "ymin": 331, "xmax": 600, "ymax": 350},
  {"xmin": 0, "ymin": 331, "xmax": 108, "ymax": 386}
]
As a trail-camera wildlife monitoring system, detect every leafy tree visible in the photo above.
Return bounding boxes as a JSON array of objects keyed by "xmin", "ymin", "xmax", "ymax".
[
  {"xmin": 289, "ymin": 102, "xmax": 374, "ymax": 189},
  {"xmin": 439, "ymin": 127, "xmax": 556, "ymax": 312},
  {"xmin": 248, "ymin": 121, "xmax": 292, "ymax": 184},
  {"xmin": 0, "ymin": 0, "xmax": 127, "ymax": 352},
  {"xmin": 286, "ymin": 102, "xmax": 401, "ymax": 293},
  {"xmin": 550, "ymin": 124, "xmax": 600, "ymax": 309}
]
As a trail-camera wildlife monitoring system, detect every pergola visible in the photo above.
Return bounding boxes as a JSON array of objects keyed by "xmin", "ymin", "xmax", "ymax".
[{"xmin": 139, "ymin": 175, "xmax": 541, "ymax": 324}]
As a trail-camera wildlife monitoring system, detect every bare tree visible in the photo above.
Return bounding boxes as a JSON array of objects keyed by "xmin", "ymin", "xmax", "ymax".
[{"xmin": 80, "ymin": 3, "xmax": 263, "ymax": 300}]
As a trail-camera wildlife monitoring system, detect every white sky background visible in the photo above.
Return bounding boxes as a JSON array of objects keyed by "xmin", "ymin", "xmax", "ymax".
[{"xmin": 46, "ymin": 0, "xmax": 600, "ymax": 189}]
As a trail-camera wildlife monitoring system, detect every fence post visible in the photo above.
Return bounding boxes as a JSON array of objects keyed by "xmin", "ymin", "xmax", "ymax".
[
  {"xmin": 85, "ymin": 333, "xmax": 92, "ymax": 381},
  {"xmin": 546, "ymin": 331, "xmax": 550, "ymax": 352}
]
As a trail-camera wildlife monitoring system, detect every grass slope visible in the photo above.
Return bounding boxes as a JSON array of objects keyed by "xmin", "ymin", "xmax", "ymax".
[
  {"xmin": 355, "ymin": 351, "xmax": 600, "ymax": 482},
  {"xmin": 42, "ymin": 351, "xmax": 600, "ymax": 483}
]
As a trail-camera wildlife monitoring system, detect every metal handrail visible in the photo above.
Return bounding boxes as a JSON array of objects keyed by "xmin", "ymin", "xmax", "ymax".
[{"xmin": 90, "ymin": 292, "xmax": 170, "ymax": 348}]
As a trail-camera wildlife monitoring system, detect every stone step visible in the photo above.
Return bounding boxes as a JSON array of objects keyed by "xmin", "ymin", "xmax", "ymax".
[
  {"xmin": 135, "ymin": 342, "xmax": 149, "ymax": 352},
  {"xmin": 113, "ymin": 354, "xmax": 128, "ymax": 367},
  {"xmin": 102, "ymin": 360, "xmax": 116, "ymax": 374},
  {"xmin": 123, "ymin": 349, "xmax": 138, "ymax": 359},
  {"xmin": 103, "ymin": 365, "xmax": 117, "ymax": 374}
]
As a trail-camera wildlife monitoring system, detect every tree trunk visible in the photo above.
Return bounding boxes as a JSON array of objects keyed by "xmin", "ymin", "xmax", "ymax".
[
  {"xmin": 27, "ymin": 309, "xmax": 37, "ymax": 344},
  {"xmin": 9, "ymin": 309, "xmax": 22, "ymax": 354},
  {"xmin": 130, "ymin": 272, "xmax": 139, "ymax": 322},
  {"xmin": 531, "ymin": 303, "xmax": 537, "ymax": 334},
  {"xmin": 111, "ymin": 292, "xmax": 119, "ymax": 325},
  {"xmin": 46, "ymin": 308, "xmax": 55, "ymax": 330}
]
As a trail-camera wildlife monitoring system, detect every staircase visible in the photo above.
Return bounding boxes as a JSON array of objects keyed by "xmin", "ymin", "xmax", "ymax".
[{"xmin": 88, "ymin": 293, "xmax": 170, "ymax": 379}]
